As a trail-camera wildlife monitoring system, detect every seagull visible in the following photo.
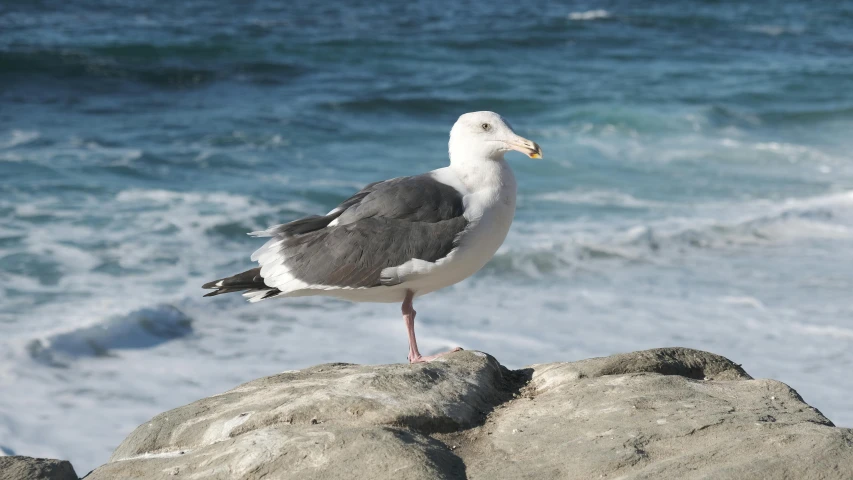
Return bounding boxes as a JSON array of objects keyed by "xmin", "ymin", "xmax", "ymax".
[{"xmin": 203, "ymin": 111, "xmax": 542, "ymax": 363}]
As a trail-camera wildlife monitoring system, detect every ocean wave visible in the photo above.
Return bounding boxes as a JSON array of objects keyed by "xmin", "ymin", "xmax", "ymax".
[
  {"xmin": 745, "ymin": 25, "xmax": 804, "ymax": 36},
  {"xmin": 0, "ymin": 188, "xmax": 288, "ymax": 313},
  {"xmin": 654, "ymin": 191, "xmax": 853, "ymax": 248},
  {"xmin": 696, "ymin": 102, "xmax": 853, "ymax": 130},
  {"xmin": 752, "ymin": 141, "xmax": 836, "ymax": 164},
  {"xmin": 25, "ymin": 305, "xmax": 193, "ymax": 367},
  {"xmin": 0, "ymin": 47, "xmax": 304, "ymax": 88},
  {"xmin": 0, "ymin": 130, "xmax": 40, "ymax": 149},
  {"xmin": 115, "ymin": 188, "xmax": 260, "ymax": 209},
  {"xmin": 489, "ymin": 191, "xmax": 853, "ymax": 277},
  {"xmin": 531, "ymin": 190, "xmax": 664, "ymax": 209},
  {"xmin": 0, "ymin": 49, "xmax": 217, "ymax": 88},
  {"xmin": 533, "ymin": 104, "xmax": 853, "ymax": 145},
  {"xmin": 526, "ymin": 106, "xmax": 748, "ymax": 141},
  {"xmin": 0, "ymin": 184, "xmax": 340, "ymax": 343},
  {"xmin": 568, "ymin": 10, "xmax": 610, "ymax": 21},
  {"xmin": 757, "ymin": 106, "xmax": 853, "ymax": 126},
  {"xmin": 794, "ymin": 324, "xmax": 853, "ymax": 340},
  {"xmin": 719, "ymin": 296, "xmax": 766, "ymax": 310},
  {"xmin": 322, "ymin": 96, "xmax": 549, "ymax": 116}
]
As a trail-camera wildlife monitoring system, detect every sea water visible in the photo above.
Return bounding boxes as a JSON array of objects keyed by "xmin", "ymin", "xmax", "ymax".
[{"xmin": 1, "ymin": 0, "xmax": 852, "ymax": 473}]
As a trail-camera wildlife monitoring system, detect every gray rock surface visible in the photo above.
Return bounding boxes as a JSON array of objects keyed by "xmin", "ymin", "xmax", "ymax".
[
  {"xmin": 86, "ymin": 348, "xmax": 853, "ymax": 480},
  {"xmin": 0, "ymin": 455, "xmax": 78, "ymax": 480}
]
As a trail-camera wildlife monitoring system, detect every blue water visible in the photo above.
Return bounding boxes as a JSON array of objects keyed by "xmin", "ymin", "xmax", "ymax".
[{"xmin": 2, "ymin": 0, "xmax": 853, "ymax": 473}]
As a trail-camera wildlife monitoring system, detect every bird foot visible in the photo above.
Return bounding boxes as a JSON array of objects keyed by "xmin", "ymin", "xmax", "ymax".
[{"xmin": 408, "ymin": 347, "xmax": 463, "ymax": 364}]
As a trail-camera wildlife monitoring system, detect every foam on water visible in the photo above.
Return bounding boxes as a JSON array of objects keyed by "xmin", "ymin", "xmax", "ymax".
[
  {"xmin": 2, "ymin": 185, "xmax": 851, "ymax": 471},
  {"xmin": 2, "ymin": 0, "xmax": 853, "ymax": 474},
  {"xmin": 498, "ymin": 190, "xmax": 853, "ymax": 276},
  {"xmin": 0, "ymin": 130, "xmax": 40, "ymax": 150},
  {"xmin": 568, "ymin": 10, "xmax": 610, "ymax": 21},
  {"xmin": 530, "ymin": 190, "xmax": 664, "ymax": 208},
  {"xmin": 2, "ymin": 134, "xmax": 852, "ymax": 473}
]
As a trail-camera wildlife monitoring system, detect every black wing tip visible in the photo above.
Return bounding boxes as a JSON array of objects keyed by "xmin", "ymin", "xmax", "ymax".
[
  {"xmin": 203, "ymin": 286, "xmax": 250, "ymax": 297},
  {"xmin": 203, "ymin": 287, "xmax": 281, "ymax": 299},
  {"xmin": 262, "ymin": 289, "xmax": 281, "ymax": 300},
  {"xmin": 202, "ymin": 280, "xmax": 220, "ymax": 289}
]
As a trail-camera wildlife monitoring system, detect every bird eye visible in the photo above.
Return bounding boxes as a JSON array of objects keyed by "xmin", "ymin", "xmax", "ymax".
[{"xmin": 481, "ymin": 123, "xmax": 491, "ymax": 131}]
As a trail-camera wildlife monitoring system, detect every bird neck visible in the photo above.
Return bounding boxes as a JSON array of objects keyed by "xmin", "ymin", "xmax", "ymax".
[{"xmin": 448, "ymin": 153, "xmax": 516, "ymax": 195}]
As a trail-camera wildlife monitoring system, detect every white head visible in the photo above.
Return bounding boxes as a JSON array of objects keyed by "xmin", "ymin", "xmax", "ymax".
[{"xmin": 448, "ymin": 111, "xmax": 542, "ymax": 163}]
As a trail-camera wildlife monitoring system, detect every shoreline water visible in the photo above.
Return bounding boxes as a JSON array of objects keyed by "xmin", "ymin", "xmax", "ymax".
[{"xmin": 3, "ymin": 1, "xmax": 853, "ymax": 473}]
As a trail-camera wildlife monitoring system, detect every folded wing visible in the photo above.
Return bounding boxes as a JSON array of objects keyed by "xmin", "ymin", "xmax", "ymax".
[{"xmin": 249, "ymin": 174, "xmax": 468, "ymax": 296}]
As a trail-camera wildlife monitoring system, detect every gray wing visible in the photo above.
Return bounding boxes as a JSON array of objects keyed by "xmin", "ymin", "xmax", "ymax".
[
  {"xmin": 252, "ymin": 174, "xmax": 468, "ymax": 290},
  {"xmin": 334, "ymin": 176, "xmax": 465, "ymax": 225}
]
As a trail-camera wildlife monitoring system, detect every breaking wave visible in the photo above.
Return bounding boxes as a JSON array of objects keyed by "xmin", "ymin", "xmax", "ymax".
[
  {"xmin": 26, "ymin": 305, "xmax": 193, "ymax": 367},
  {"xmin": 489, "ymin": 191, "xmax": 853, "ymax": 277}
]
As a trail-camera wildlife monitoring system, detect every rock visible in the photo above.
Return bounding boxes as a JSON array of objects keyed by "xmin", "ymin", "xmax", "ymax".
[
  {"xmin": 460, "ymin": 351, "xmax": 851, "ymax": 480},
  {"xmin": 0, "ymin": 456, "xmax": 78, "ymax": 480},
  {"xmin": 86, "ymin": 348, "xmax": 853, "ymax": 480}
]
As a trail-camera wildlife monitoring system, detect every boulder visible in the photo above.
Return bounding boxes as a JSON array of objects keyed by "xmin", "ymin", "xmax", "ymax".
[
  {"xmin": 86, "ymin": 348, "xmax": 853, "ymax": 479},
  {"xmin": 0, "ymin": 456, "xmax": 77, "ymax": 480}
]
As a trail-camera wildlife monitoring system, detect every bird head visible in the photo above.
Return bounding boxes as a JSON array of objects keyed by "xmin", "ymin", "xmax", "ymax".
[{"xmin": 449, "ymin": 111, "xmax": 542, "ymax": 161}]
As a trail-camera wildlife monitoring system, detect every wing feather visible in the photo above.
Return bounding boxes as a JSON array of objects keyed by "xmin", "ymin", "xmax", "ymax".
[{"xmin": 252, "ymin": 174, "xmax": 468, "ymax": 292}]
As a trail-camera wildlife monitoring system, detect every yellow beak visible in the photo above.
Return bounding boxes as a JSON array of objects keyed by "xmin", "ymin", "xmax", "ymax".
[{"xmin": 508, "ymin": 137, "xmax": 543, "ymax": 159}]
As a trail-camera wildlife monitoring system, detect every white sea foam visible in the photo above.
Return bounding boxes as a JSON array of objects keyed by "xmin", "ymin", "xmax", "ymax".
[
  {"xmin": 0, "ymin": 130, "xmax": 40, "ymax": 149},
  {"xmin": 498, "ymin": 190, "xmax": 853, "ymax": 277},
  {"xmin": 720, "ymin": 296, "xmax": 766, "ymax": 310},
  {"xmin": 794, "ymin": 324, "xmax": 853, "ymax": 339},
  {"xmin": 745, "ymin": 25, "xmax": 804, "ymax": 36},
  {"xmin": 531, "ymin": 190, "xmax": 663, "ymax": 208},
  {"xmin": 569, "ymin": 10, "xmax": 609, "ymax": 21},
  {"xmin": 2, "ymin": 184, "xmax": 853, "ymax": 474},
  {"xmin": 2, "ymin": 167, "xmax": 853, "ymax": 475},
  {"xmin": 0, "ymin": 152, "xmax": 23, "ymax": 162},
  {"xmin": 753, "ymin": 141, "xmax": 838, "ymax": 164},
  {"xmin": 116, "ymin": 188, "xmax": 256, "ymax": 207}
]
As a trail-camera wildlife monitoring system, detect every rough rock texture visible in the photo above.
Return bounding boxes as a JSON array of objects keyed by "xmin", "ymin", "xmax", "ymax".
[
  {"xmin": 86, "ymin": 348, "xmax": 853, "ymax": 480},
  {"xmin": 459, "ymin": 350, "xmax": 852, "ymax": 480},
  {"xmin": 0, "ymin": 456, "xmax": 78, "ymax": 480}
]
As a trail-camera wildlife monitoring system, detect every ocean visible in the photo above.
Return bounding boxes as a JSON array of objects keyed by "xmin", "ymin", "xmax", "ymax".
[{"xmin": 2, "ymin": 0, "xmax": 853, "ymax": 474}]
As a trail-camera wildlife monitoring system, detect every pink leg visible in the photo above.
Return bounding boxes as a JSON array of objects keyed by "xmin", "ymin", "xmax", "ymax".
[{"xmin": 402, "ymin": 290, "xmax": 462, "ymax": 364}]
